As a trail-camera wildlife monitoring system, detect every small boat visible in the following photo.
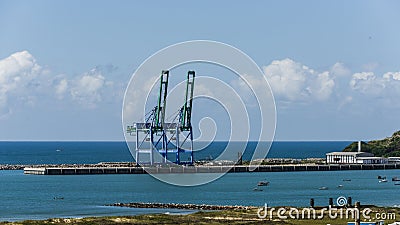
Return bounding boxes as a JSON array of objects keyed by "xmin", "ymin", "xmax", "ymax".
[
  {"xmin": 379, "ymin": 179, "xmax": 388, "ymax": 183},
  {"xmin": 318, "ymin": 186, "xmax": 328, "ymax": 190},
  {"xmin": 378, "ymin": 175, "xmax": 386, "ymax": 180},
  {"xmin": 53, "ymin": 197, "xmax": 64, "ymax": 200},
  {"xmin": 337, "ymin": 185, "xmax": 344, "ymax": 188},
  {"xmin": 56, "ymin": 149, "xmax": 62, "ymax": 152},
  {"xmin": 392, "ymin": 177, "xmax": 400, "ymax": 181},
  {"xmin": 343, "ymin": 179, "xmax": 351, "ymax": 182},
  {"xmin": 253, "ymin": 188, "xmax": 263, "ymax": 191},
  {"xmin": 257, "ymin": 181, "xmax": 270, "ymax": 186}
]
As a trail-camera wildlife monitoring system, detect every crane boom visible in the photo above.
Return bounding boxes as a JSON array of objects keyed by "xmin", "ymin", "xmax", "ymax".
[
  {"xmin": 154, "ymin": 70, "xmax": 169, "ymax": 131},
  {"xmin": 180, "ymin": 71, "xmax": 195, "ymax": 131}
]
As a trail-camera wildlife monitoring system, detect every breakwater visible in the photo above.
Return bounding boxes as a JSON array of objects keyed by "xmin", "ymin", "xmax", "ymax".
[
  {"xmin": 24, "ymin": 163, "xmax": 400, "ymax": 175},
  {"xmin": 1, "ymin": 162, "xmax": 135, "ymax": 170},
  {"xmin": 109, "ymin": 202, "xmax": 254, "ymax": 210},
  {"xmin": 0, "ymin": 165, "xmax": 25, "ymax": 170}
]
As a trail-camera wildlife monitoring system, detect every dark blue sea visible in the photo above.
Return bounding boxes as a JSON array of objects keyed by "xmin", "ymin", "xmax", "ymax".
[
  {"xmin": 1, "ymin": 141, "xmax": 400, "ymax": 222},
  {"xmin": 0, "ymin": 141, "xmax": 349, "ymax": 165}
]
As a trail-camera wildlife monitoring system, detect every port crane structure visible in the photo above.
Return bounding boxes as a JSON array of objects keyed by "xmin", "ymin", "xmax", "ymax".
[{"xmin": 127, "ymin": 70, "xmax": 195, "ymax": 165}]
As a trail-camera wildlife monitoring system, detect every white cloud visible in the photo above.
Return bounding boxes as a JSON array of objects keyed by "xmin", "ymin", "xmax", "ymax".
[
  {"xmin": 0, "ymin": 51, "xmax": 41, "ymax": 92},
  {"xmin": 309, "ymin": 71, "xmax": 335, "ymax": 101},
  {"xmin": 263, "ymin": 58, "xmax": 335, "ymax": 102},
  {"xmin": 70, "ymin": 68, "xmax": 105, "ymax": 107},
  {"xmin": 55, "ymin": 78, "xmax": 68, "ymax": 98},
  {"xmin": 350, "ymin": 72, "xmax": 385, "ymax": 95},
  {"xmin": 2, "ymin": 50, "xmax": 400, "ymax": 123},
  {"xmin": 0, "ymin": 51, "xmax": 120, "ymax": 115},
  {"xmin": 348, "ymin": 70, "xmax": 400, "ymax": 110},
  {"xmin": 383, "ymin": 71, "xmax": 400, "ymax": 81},
  {"xmin": 382, "ymin": 71, "xmax": 400, "ymax": 96},
  {"xmin": 352, "ymin": 72, "xmax": 375, "ymax": 80},
  {"xmin": 261, "ymin": 58, "xmax": 400, "ymax": 108},
  {"xmin": 56, "ymin": 65, "xmax": 121, "ymax": 107},
  {"xmin": 0, "ymin": 51, "xmax": 44, "ymax": 115},
  {"xmin": 330, "ymin": 62, "xmax": 351, "ymax": 77},
  {"xmin": 263, "ymin": 59, "xmax": 306, "ymax": 101},
  {"xmin": 79, "ymin": 73, "xmax": 104, "ymax": 94}
]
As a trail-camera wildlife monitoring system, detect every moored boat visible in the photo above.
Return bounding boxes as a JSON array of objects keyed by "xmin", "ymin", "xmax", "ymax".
[{"xmin": 257, "ymin": 181, "xmax": 269, "ymax": 186}]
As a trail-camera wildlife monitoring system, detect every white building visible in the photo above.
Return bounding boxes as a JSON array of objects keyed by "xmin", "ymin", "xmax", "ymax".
[
  {"xmin": 326, "ymin": 140, "xmax": 388, "ymax": 164},
  {"xmin": 356, "ymin": 157, "xmax": 388, "ymax": 164},
  {"xmin": 326, "ymin": 152, "xmax": 374, "ymax": 164},
  {"xmin": 388, "ymin": 157, "xmax": 400, "ymax": 163}
]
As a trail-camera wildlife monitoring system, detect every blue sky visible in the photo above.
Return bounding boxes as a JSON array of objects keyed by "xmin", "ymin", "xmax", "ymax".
[{"xmin": 0, "ymin": 0, "xmax": 400, "ymax": 141}]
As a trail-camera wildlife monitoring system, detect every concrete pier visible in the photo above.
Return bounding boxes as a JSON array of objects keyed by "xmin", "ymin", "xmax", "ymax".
[{"xmin": 24, "ymin": 163, "xmax": 400, "ymax": 175}]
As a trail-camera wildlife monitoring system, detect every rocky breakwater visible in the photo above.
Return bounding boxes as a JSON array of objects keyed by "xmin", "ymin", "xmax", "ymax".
[
  {"xmin": 109, "ymin": 202, "xmax": 255, "ymax": 210},
  {"xmin": 0, "ymin": 164, "xmax": 25, "ymax": 170},
  {"xmin": 3, "ymin": 162, "xmax": 138, "ymax": 170}
]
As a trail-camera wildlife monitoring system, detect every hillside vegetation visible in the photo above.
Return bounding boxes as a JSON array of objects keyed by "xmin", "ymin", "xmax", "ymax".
[{"xmin": 343, "ymin": 131, "xmax": 400, "ymax": 157}]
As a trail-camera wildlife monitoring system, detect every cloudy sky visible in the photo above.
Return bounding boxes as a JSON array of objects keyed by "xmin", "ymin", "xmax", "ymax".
[{"xmin": 1, "ymin": 1, "xmax": 400, "ymax": 141}]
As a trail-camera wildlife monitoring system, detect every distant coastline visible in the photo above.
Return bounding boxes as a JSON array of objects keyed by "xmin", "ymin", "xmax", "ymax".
[{"xmin": 343, "ymin": 130, "xmax": 400, "ymax": 157}]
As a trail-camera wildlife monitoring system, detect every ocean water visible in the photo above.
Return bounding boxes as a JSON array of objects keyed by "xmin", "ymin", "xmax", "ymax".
[
  {"xmin": 2, "ymin": 141, "xmax": 400, "ymax": 222},
  {"xmin": 1, "ymin": 170, "xmax": 400, "ymax": 221},
  {"xmin": 0, "ymin": 141, "xmax": 350, "ymax": 165}
]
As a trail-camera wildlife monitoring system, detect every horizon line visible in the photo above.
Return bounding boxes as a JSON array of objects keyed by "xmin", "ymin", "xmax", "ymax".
[{"xmin": 0, "ymin": 139, "xmax": 358, "ymax": 142}]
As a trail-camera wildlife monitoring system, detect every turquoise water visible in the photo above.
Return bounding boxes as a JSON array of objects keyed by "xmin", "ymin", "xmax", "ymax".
[
  {"xmin": 1, "ymin": 169, "xmax": 400, "ymax": 221},
  {"xmin": 1, "ymin": 141, "xmax": 399, "ymax": 221}
]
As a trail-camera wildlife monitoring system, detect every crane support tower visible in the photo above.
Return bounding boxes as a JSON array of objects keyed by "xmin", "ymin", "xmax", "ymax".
[
  {"xmin": 127, "ymin": 70, "xmax": 195, "ymax": 166},
  {"xmin": 176, "ymin": 70, "xmax": 195, "ymax": 164}
]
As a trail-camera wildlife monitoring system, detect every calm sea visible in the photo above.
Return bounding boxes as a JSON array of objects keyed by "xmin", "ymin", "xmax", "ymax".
[
  {"xmin": 1, "ymin": 141, "xmax": 400, "ymax": 222},
  {"xmin": 0, "ymin": 141, "xmax": 350, "ymax": 165}
]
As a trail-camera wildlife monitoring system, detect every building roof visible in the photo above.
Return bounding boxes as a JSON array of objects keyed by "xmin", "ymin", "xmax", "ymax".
[
  {"xmin": 356, "ymin": 157, "xmax": 387, "ymax": 160},
  {"xmin": 326, "ymin": 152, "xmax": 374, "ymax": 157}
]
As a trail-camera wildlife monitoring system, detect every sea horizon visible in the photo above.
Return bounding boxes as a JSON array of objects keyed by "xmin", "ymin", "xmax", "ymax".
[{"xmin": 0, "ymin": 141, "xmax": 351, "ymax": 165}]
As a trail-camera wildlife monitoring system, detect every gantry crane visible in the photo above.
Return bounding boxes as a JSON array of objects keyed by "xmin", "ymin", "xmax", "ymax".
[
  {"xmin": 127, "ymin": 70, "xmax": 195, "ymax": 165},
  {"xmin": 176, "ymin": 71, "xmax": 195, "ymax": 164}
]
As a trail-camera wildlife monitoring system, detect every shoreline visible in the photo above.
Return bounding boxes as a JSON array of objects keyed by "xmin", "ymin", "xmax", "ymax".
[{"xmin": 2, "ymin": 204, "xmax": 398, "ymax": 224}]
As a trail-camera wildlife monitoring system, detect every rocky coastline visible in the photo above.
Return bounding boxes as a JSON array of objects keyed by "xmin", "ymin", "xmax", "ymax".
[{"xmin": 108, "ymin": 202, "xmax": 255, "ymax": 211}]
